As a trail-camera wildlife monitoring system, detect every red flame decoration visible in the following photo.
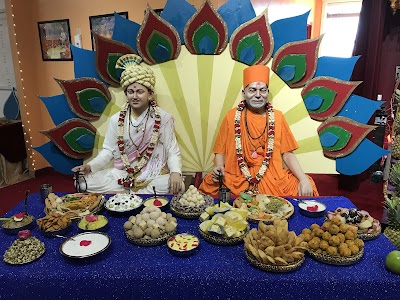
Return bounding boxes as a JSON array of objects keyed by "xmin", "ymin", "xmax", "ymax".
[
  {"xmin": 94, "ymin": 32, "xmax": 135, "ymax": 86},
  {"xmin": 318, "ymin": 116, "xmax": 375, "ymax": 158},
  {"xmin": 184, "ymin": 0, "xmax": 227, "ymax": 55},
  {"xmin": 229, "ymin": 11, "xmax": 273, "ymax": 65},
  {"xmin": 272, "ymin": 36, "xmax": 322, "ymax": 88},
  {"xmin": 302, "ymin": 77, "xmax": 361, "ymax": 121},
  {"xmin": 40, "ymin": 118, "xmax": 97, "ymax": 159},
  {"xmin": 137, "ymin": 6, "xmax": 181, "ymax": 65},
  {"xmin": 56, "ymin": 78, "xmax": 111, "ymax": 121}
]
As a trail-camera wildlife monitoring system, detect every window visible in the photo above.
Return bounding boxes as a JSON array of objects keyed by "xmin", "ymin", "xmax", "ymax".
[{"xmin": 320, "ymin": 0, "xmax": 362, "ymax": 57}]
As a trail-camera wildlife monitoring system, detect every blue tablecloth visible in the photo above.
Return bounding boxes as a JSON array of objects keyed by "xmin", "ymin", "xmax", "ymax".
[{"xmin": 0, "ymin": 194, "xmax": 399, "ymax": 300}]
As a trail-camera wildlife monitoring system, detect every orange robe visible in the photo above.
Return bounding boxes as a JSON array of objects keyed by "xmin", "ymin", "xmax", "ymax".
[{"xmin": 199, "ymin": 108, "xmax": 319, "ymax": 197}]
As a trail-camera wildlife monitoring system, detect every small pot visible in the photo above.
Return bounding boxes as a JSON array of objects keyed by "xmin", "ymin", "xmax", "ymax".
[{"xmin": 297, "ymin": 200, "xmax": 326, "ymax": 218}]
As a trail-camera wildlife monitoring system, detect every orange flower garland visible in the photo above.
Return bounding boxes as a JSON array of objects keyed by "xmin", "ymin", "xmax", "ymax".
[{"xmin": 234, "ymin": 100, "xmax": 275, "ymax": 192}]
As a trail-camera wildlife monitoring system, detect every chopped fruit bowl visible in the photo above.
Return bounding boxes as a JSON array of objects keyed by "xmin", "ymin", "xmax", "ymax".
[{"xmin": 143, "ymin": 196, "xmax": 169, "ymax": 212}]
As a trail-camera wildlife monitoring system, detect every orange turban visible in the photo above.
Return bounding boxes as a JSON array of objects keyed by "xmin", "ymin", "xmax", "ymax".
[{"xmin": 243, "ymin": 65, "xmax": 270, "ymax": 88}]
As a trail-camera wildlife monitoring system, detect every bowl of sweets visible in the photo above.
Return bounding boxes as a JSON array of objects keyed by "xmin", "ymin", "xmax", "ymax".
[
  {"xmin": 124, "ymin": 206, "xmax": 178, "ymax": 246},
  {"xmin": 105, "ymin": 193, "xmax": 143, "ymax": 214},
  {"xmin": 169, "ymin": 185, "xmax": 214, "ymax": 219},
  {"xmin": 167, "ymin": 233, "xmax": 200, "ymax": 257},
  {"xmin": 143, "ymin": 196, "xmax": 169, "ymax": 212}
]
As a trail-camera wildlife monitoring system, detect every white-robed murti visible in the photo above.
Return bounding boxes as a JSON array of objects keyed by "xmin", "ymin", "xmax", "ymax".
[{"xmin": 82, "ymin": 106, "xmax": 182, "ymax": 194}]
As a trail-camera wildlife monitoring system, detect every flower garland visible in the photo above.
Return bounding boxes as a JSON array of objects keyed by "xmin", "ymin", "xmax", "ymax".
[
  {"xmin": 234, "ymin": 100, "xmax": 275, "ymax": 190},
  {"xmin": 117, "ymin": 100, "xmax": 161, "ymax": 188}
]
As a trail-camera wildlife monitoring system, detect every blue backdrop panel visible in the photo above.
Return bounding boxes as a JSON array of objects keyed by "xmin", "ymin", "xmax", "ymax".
[
  {"xmin": 336, "ymin": 139, "xmax": 390, "ymax": 175},
  {"xmin": 337, "ymin": 95, "xmax": 382, "ymax": 124},
  {"xmin": 270, "ymin": 11, "xmax": 309, "ymax": 56},
  {"xmin": 314, "ymin": 56, "xmax": 360, "ymax": 81},
  {"xmin": 38, "ymin": 94, "xmax": 77, "ymax": 126},
  {"xmin": 112, "ymin": 12, "xmax": 140, "ymax": 53},
  {"xmin": 72, "ymin": 46, "xmax": 102, "ymax": 81},
  {"xmin": 34, "ymin": 142, "xmax": 83, "ymax": 175},
  {"xmin": 161, "ymin": 0, "xmax": 196, "ymax": 44},
  {"xmin": 218, "ymin": 0, "xmax": 256, "ymax": 40}
]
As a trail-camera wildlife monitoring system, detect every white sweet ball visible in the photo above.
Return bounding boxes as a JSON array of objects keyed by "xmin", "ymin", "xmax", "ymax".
[
  {"xmin": 147, "ymin": 219, "xmax": 155, "ymax": 227},
  {"xmin": 149, "ymin": 211, "xmax": 160, "ymax": 220}
]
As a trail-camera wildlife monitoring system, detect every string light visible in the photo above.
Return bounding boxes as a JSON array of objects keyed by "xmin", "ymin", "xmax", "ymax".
[{"xmin": 10, "ymin": 4, "xmax": 36, "ymax": 170}]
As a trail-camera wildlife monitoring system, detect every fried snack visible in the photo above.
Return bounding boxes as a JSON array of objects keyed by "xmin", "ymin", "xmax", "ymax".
[
  {"xmin": 304, "ymin": 218, "xmax": 365, "ymax": 257},
  {"xmin": 44, "ymin": 193, "xmax": 103, "ymax": 221},
  {"xmin": 244, "ymin": 219, "xmax": 307, "ymax": 265},
  {"xmin": 37, "ymin": 212, "xmax": 71, "ymax": 232}
]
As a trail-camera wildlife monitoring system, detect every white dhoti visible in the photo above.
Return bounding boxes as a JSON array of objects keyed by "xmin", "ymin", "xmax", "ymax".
[{"xmin": 79, "ymin": 168, "xmax": 177, "ymax": 194}]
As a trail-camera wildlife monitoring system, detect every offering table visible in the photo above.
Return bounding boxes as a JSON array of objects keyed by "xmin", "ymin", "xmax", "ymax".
[{"xmin": 0, "ymin": 194, "xmax": 399, "ymax": 300}]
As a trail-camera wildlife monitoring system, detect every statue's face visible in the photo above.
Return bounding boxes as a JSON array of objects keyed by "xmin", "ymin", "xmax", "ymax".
[
  {"xmin": 243, "ymin": 81, "xmax": 269, "ymax": 109},
  {"xmin": 125, "ymin": 82, "xmax": 152, "ymax": 112}
]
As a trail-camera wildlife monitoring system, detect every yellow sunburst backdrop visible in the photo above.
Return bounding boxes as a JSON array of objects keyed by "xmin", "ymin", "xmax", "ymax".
[{"xmin": 89, "ymin": 47, "xmax": 336, "ymax": 174}]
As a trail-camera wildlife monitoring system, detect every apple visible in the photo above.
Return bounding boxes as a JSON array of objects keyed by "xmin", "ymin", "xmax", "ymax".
[{"xmin": 385, "ymin": 250, "xmax": 400, "ymax": 274}]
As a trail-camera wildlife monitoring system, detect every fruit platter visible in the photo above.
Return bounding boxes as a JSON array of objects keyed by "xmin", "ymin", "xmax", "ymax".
[
  {"xmin": 44, "ymin": 193, "xmax": 105, "ymax": 219},
  {"xmin": 233, "ymin": 193, "xmax": 294, "ymax": 223},
  {"xmin": 300, "ymin": 216, "xmax": 365, "ymax": 265},
  {"xmin": 326, "ymin": 207, "xmax": 381, "ymax": 240},
  {"xmin": 198, "ymin": 203, "xmax": 249, "ymax": 245},
  {"xmin": 124, "ymin": 206, "xmax": 177, "ymax": 246},
  {"xmin": 170, "ymin": 185, "xmax": 214, "ymax": 219},
  {"xmin": 244, "ymin": 219, "xmax": 307, "ymax": 272}
]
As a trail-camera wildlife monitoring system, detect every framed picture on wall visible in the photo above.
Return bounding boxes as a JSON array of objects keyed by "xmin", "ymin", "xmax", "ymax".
[
  {"xmin": 37, "ymin": 19, "xmax": 73, "ymax": 61},
  {"xmin": 89, "ymin": 12, "xmax": 129, "ymax": 50}
]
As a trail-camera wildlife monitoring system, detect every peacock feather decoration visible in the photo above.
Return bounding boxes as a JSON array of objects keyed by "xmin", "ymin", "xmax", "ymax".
[{"xmin": 34, "ymin": 0, "xmax": 389, "ymax": 176}]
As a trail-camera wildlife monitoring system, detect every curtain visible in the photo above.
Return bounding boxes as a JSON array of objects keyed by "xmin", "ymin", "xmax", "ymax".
[{"xmin": 351, "ymin": 0, "xmax": 390, "ymax": 99}]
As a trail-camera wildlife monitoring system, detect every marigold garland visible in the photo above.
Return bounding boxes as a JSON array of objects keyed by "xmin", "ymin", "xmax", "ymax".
[
  {"xmin": 234, "ymin": 100, "xmax": 275, "ymax": 192},
  {"xmin": 117, "ymin": 100, "xmax": 161, "ymax": 188}
]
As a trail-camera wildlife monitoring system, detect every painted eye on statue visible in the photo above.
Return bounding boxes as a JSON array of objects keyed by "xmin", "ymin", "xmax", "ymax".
[{"xmin": 247, "ymin": 88, "xmax": 268, "ymax": 94}]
